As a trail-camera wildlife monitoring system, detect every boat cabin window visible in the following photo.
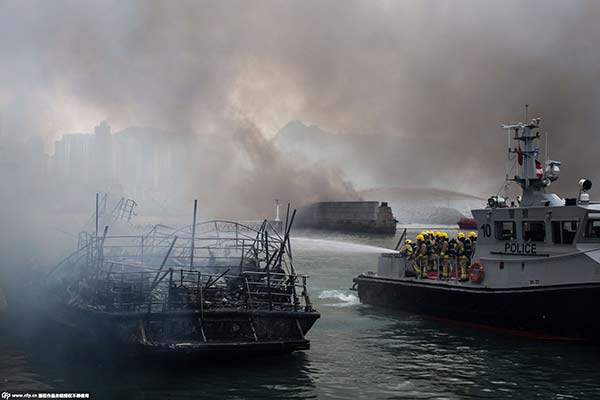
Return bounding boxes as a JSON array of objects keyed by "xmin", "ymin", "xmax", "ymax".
[
  {"xmin": 584, "ymin": 216, "xmax": 600, "ymax": 238},
  {"xmin": 551, "ymin": 221, "xmax": 578, "ymax": 244},
  {"xmin": 522, "ymin": 221, "xmax": 546, "ymax": 242},
  {"xmin": 495, "ymin": 221, "xmax": 516, "ymax": 241}
]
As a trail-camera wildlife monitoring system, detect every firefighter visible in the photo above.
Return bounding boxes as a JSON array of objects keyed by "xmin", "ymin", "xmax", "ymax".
[
  {"xmin": 428, "ymin": 231, "xmax": 436, "ymax": 246},
  {"xmin": 425, "ymin": 232, "xmax": 436, "ymax": 273},
  {"xmin": 464, "ymin": 235, "xmax": 473, "ymax": 261},
  {"xmin": 415, "ymin": 234, "xmax": 428, "ymax": 277},
  {"xmin": 429, "ymin": 232, "xmax": 440, "ymax": 274},
  {"xmin": 456, "ymin": 232, "xmax": 469, "ymax": 281},
  {"xmin": 422, "ymin": 231, "xmax": 430, "ymax": 246},
  {"xmin": 468, "ymin": 231, "xmax": 478, "ymax": 256},
  {"xmin": 440, "ymin": 232, "xmax": 450, "ymax": 278},
  {"xmin": 448, "ymin": 237, "xmax": 457, "ymax": 278},
  {"xmin": 399, "ymin": 239, "xmax": 413, "ymax": 257},
  {"xmin": 400, "ymin": 239, "xmax": 416, "ymax": 277}
]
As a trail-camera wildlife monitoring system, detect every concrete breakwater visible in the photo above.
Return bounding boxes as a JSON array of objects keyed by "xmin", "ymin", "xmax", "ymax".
[{"xmin": 295, "ymin": 201, "xmax": 396, "ymax": 234}]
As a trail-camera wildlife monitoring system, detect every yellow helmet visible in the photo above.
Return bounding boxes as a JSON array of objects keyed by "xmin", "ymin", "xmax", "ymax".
[
  {"xmin": 428, "ymin": 230, "xmax": 435, "ymax": 236},
  {"xmin": 405, "ymin": 239, "xmax": 412, "ymax": 244},
  {"xmin": 419, "ymin": 231, "xmax": 426, "ymax": 236},
  {"xmin": 468, "ymin": 231, "xmax": 477, "ymax": 239},
  {"xmin": 442, "ymin": 232, "xmax": 449, "ymax": 239},
  {"xmin": 457, "ymin": 232, "xmax": 466, "ymax": 239},
  {"xmin": 416, "ymin": 234, "xmax": 425, "ymax": 241}
]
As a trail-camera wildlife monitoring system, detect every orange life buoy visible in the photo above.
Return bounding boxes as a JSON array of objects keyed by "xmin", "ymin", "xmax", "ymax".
[{"xmin": 469, "ymin": 261, "xmax": 484, "ymax": 283}]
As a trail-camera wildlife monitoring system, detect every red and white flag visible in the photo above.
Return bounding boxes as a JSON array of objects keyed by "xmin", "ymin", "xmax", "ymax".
[{"xmin": 535, "ymin": 160, "xmax": 544, "ymax": 179}]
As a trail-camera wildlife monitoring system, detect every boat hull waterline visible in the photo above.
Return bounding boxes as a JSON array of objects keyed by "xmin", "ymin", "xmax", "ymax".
[{"xmin": 354, "ymin": 275, "xmax": 600, "ymax": 342}]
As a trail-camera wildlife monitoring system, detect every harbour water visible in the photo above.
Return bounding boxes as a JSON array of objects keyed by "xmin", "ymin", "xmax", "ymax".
[{"xmin": 1, "ymin": 228, "xmax": 600, "ymax": 399}]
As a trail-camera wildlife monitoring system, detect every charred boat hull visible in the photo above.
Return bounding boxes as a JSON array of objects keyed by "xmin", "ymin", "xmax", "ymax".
[
  {"xmin": 48, "ymin": 304, "xmax": 320, "ymax": 357},
  {"xmin": 353, "ymin": 275, "xmax": 600, "ymax": 342}
]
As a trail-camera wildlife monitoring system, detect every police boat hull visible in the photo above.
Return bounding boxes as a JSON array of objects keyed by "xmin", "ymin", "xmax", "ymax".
[{"xmin": 353, "ymin": 275, "xmax": 600, "ymax": 342}]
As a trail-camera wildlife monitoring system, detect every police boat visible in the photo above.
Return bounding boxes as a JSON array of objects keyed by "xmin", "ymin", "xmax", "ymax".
[{"xmin": 353, "ymin": 118, "xmax": 600, "ymax": 342}]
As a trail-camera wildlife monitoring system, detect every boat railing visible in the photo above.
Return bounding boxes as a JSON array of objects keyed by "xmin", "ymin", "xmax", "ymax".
[
  {"xmin": 51, "ymin": 216, "xmax": 309, "ymax": 314},
  {"xmin": 85, "ymin": 264, "xmax": 312, "ymax": 314},
  {"xmin": 52, "ymin": 231, "xmax": 295, "ymax": 280},
  {"xmin": 92, "ymin": 235, "xmax": 283, "ymax": 268},
  {"xmin": 402, "ymin": 254, "xmax": 467, "ymax": 283}
]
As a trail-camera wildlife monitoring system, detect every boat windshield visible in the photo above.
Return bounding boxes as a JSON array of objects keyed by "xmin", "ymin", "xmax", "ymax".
[
  {"xmin": 584, "ymin": 214, "xmax": 600, "ymax": 238},
  {"xmin": 551, "ymin": 221, "xmax": 578, "ymax": 244},
  {"xmin": 522, "ymin": 221, "xmax": 546, "ymax": 242}
]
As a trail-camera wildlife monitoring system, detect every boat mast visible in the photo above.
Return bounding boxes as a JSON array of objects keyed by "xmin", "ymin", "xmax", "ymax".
[
  {"xmin": 501, "ymin": 117, "xmax": 549, "ymax": 206},
  {"xmin": 500, "ymin": 117, "xmax": 563, "ymax": 207},
  {"xmin": 503, "ymin": 119, "xmax": 541, "ymax": 184}
]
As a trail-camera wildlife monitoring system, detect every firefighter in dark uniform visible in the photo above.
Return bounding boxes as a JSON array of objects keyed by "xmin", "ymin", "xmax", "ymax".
[
  {"xmin": 468, "ymin": 231, "xmax": 478, "ymax": 257},
  {"xmin": 415, "ymin": 234, "xmax": 427, "ymax": 277},
  {"xmin": 439, "ymin": 232, "xmax": 450, "ymax": 278},
  {"xmin": 448, "ymin": 237, "xmax": 457, "ymax": 278},
  {"xmin": 425, "ymin": 233, "xmax": 435, "ymax": 273},
  {"xmin": 400, "ymin": 239, "xmax": 415, "ymax": 277},
  {"xmin": 457, "ymin": 232, "xmax": 469, "ymax": 281}
]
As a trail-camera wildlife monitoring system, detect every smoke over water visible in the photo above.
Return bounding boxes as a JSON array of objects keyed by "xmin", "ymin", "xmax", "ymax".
[{"xmin": 1, "ymin": 1, "xmax": 600, "ymax": 272}]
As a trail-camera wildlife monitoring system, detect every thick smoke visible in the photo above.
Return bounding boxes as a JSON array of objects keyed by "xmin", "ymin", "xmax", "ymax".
[
  {"xmin": 186, "ymin": 119, "xmax": 358, "ymax": 219},
  {"xmin": 1, "ymin": 0, "xmax": 600, "ymax": 221}
]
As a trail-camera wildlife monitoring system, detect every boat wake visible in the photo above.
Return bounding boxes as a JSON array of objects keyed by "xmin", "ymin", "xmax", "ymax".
[{"xmin": 318, "ymin": 290, "xmax": 360, "ymax": 307}]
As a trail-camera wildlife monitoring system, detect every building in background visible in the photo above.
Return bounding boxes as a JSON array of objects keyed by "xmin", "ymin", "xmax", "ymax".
[{"xmin": 52, "ymin": 122, "xmax": 189, "ymax": 206}]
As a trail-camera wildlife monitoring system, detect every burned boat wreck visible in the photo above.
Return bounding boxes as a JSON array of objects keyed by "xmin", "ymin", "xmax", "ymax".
[{"xmin": 45, "ymin": 208, "xmax": 319, "ymax": 357}]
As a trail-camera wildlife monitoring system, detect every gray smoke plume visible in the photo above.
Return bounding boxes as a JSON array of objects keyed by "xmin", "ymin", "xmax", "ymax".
[{"xmin": 1, "ymin": 0, "xmax": 600, "ymax": 219}]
